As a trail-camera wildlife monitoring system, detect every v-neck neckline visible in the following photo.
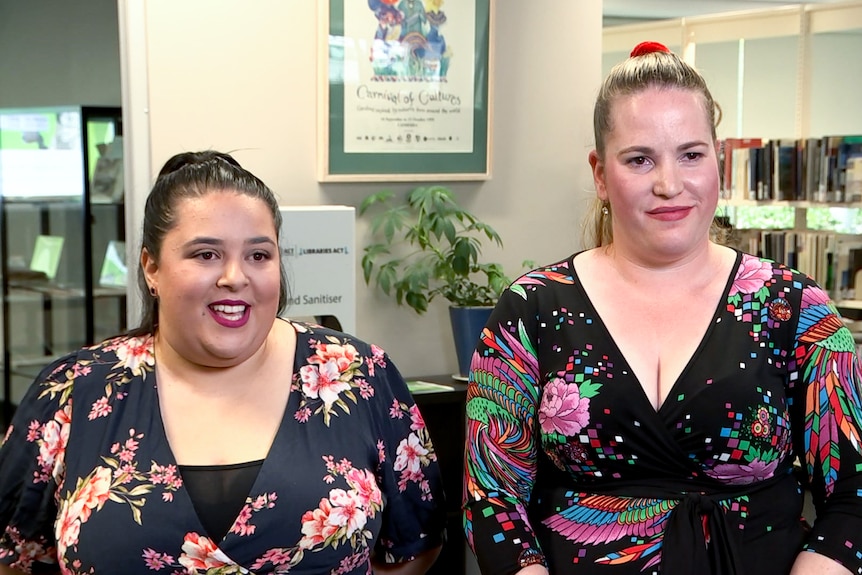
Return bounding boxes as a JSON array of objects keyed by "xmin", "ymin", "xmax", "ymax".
[
  {"xmin": 569, "ymin": 249, "xmax": 742, "ymax": 417},
  {"xmin": 148, "ymin": 320, "xmax": 301, "ymax": 546}
]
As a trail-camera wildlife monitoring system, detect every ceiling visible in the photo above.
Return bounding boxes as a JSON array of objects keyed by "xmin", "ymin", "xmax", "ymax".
[{"xmin": 603, "ymin": 0, "xmax": 846, "ymax": 21}]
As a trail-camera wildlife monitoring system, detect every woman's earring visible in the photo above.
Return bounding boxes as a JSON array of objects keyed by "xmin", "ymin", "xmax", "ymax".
[
  {"xmin": 149, "ymin": 286, "xmax": 157, "ymax": 297},
  {"xmin": 601, "ymin": 204, "xmax": 610, "ymax": 216}
]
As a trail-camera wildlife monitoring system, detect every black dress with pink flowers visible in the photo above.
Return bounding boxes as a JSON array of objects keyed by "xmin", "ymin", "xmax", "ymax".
[
  {"xmin": 0, "ymin": 320, "xmax": 445, "ymax": 574},
  {"xmin": 464, "ymin": 250, "xmax": 862, "ymax": 575}
]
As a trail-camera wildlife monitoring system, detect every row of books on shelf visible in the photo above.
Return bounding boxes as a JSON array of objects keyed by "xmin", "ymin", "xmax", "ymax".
[{"xmin": 720, "ymin": 135, "xmax": 862, "ymax": 204}]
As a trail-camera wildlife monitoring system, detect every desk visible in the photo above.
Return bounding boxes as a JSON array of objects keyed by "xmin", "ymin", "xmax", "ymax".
[{"xmin": 409, "ymin": 375, "xmax": 468, "ymax": 575}]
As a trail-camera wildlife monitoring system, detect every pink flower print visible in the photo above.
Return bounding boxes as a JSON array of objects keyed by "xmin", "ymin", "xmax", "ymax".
[
  {"xmin": 408, "ymin": 404, "xmax": 425, "ymax": 431},
  {"xmin": 323, "ymin": 455, "xmax": 337, "ymax": 473},
  {"xmin": 308, "ymin": 343, "xmax": 359, "ymax": 372},
  {"xmin": 539, "ymin": 378, "xmax": 590, "ymax": 436},
  {"xmin": 335, "ymin": 549, "xmax": 371, "ymax": 575},
  {"xmin": 730, "ymin": 256, "xmax": 773, "ymax": 296},
  {"xmin": 357, "ymin": 377, "xmax": 374, "ymax": 399},
  {"xmin": 300, "ymin": 498, "xmax": 339, "ymax": 549},
  {"xmin": 389, "ymin": 398, "xmax": 405, "ymax": 419},
  {"xmin": 178, "ymin": 533, "xmax": 231, "ymax": 571},
  {"xmin": 55, "ymin": 497, "xmax": 85, "ymax": 556},
  {"xmin": 116, "ymin": 437, "xmax": 140, "ymax": 463},
  {"xmin": 231, "ymin": 505, "xmax": 256, "ymax": 537},
  {"xmin": 38, "ymin": 418, "xmax": 69, "ymax": 473},
  {"xmin": 370, "ymin": 344, "xmax": 386, "ymax": 366},
  {"xmin": 148, "ymin": 463, "xmax": 182, "ymax": 489},
  {"xmin": 56, "ymin": 404, "xmax": 72, "ymax": 426},
  {"xmin": 328, "ymin": 488, "xmax": 367, "ymax": 537},
  {"xmin": 87, "ymin": 396, "xmax": 112, "ymax": 420},
  {"xmin": 71, "ymin": 363, "xmax": 92, "ymax": 379},
  {"xmin": 397, "ymin": 469, "xmax": 424, "ymax": 493},
  {"xmin": 300, "ymin": 361, "xmax": 351, "ymax": 408},
  {"xmin": 252, "ymin": 548, "xmax": 294, "ymax": 571},
  {"xmin": 2, "ymin": 527, "xmax": 53, "ymax": 567},
  {"xmin": 705, "ymin": 458, "xmax": 779, "ymax": 484},
  {"xmin": 76, "ymin": 467, "xmax": 113, "ymax": 523},
  {"xmin": 294, "ymin": 406, "xmax": 312, "ymax": 423},
  {"xmin": 115, "ymin": 335, "xmax": 155, "ymax": 375},
  {"xmin": 346, "ymin": 468, "xmax": 383, "ymax": 511},
  {"xmin": 251, "ymin": 494, "xmax": 268, "ymax": 511},
  {"xmin": 115, "ymin": 463, "xmax": 137, "ymax": 484},
  {"xmin": 336, "ymin": 458, "xmax": 352, "ymax": 475},
  {"xmin": 394, "ymin": 433, "xmax": 429, "ymax": 473},
  {"xmin": 26, "ymin": 420, "xmax": 41, "ymax": 442},
  {"xmin": 55, "ymin": 466, "xmax": 112, "ymax": 556},
  {"xmin": 142, "ymin": 548, "xmax": 174, "ymax": 570}
]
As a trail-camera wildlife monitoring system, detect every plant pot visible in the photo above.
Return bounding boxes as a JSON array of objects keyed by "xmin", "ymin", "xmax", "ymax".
[{"xmin": 449, "ymin": 305, "xmax": 494, "ymax": 379}]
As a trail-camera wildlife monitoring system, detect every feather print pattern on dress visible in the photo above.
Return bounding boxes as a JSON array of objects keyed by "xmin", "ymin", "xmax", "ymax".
[
  {"xmin": 797, "ymin": 284, "xmax": 862, "ymax": 494},
  {"xmin": 543, "ymin": 493, "xmax": 675, "ymax": 568},
  {"xmin": 465, "ymin": 323, "xmax": 539, "ymax": 506}
]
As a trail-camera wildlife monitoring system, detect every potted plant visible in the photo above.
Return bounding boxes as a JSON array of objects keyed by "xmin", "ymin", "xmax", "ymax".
[{"xmin": 359, "ymin": 184, "xmax": 512, "ymax": 378}]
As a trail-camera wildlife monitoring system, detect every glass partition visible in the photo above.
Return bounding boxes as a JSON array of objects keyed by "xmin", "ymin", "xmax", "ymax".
[
  {"xmin": 809, "ymin": 30, "xmax": 862, "ymax": 136},
  {"xmin": 741, "ymin": 35, "xmax": 799, "ymax": 139},
  {"xmin": 695, "ymin": 40, "xmax": 741, "ymax": 140}
]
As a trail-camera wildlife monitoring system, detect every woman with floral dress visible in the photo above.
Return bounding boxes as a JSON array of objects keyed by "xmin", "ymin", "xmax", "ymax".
[
  {"xmin": 464, "ymin": 42, "xmax": 862, "ymax": 575},
  {"xmin": 0, "ymin": 151, "xmax": 446, "ymax": 574}
]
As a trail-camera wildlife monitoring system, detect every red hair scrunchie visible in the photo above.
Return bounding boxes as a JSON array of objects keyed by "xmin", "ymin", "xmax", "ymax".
[{"xmin": 630, "ymin": 41, "xmax": 671, "ymax": 57}]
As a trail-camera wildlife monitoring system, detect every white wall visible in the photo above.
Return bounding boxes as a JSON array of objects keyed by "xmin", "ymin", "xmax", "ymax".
[
  {"xmin": 0, "ymin": 0, "xmax": 121, "ymax": 107},
  {"xmin": 127, "ymin": 0, "xmax": 602, "ymax": 379}
]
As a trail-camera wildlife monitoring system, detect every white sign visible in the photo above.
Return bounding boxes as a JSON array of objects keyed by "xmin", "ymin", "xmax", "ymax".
[{"xmin": 279, "ymin": 206, "xmax": 356, "ymax": 334}]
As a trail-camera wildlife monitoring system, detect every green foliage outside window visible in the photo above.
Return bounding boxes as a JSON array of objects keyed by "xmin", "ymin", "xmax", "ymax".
[
  {"xmin": 720, "ymin": 206, "xmax": 794, "ymax": 230},
  {"xmin": 806, "ymin": 207, "xmax": 862, "ymax": 234},
  {"xmin": 718, "ymin": 205, "xmax": 862, "ymax": 235}
]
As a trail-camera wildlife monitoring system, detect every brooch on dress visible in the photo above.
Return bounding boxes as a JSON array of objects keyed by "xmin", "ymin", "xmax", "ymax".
[{"xmin": 768, "ymin": 297, "xmax": 792, "ymax": 321}]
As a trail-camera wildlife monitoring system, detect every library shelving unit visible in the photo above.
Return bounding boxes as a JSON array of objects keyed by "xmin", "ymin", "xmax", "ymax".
[
  {"xmin": 603, "ymin": 0, "xmax": 862, "ymax": 348},
  {"xmin": 0, "ymin": 106, "xmax": 127, "ymax": 425}
]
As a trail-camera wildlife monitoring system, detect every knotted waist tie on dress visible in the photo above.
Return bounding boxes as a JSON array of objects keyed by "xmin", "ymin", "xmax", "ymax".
[
  {"xmin": 570, "ymin": 472, "xmax": 797, "ymax": 575},
  {"xmin": 661, "ymin": 490, "xmax": 744, "ymax": 575}
]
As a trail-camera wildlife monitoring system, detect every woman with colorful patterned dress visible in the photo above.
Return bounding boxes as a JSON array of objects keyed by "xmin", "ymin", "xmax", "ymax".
[
  {"xmin": 464, "ymin": 42, "xmax": 862, "ymax": 575},
  {"xmin": 0, "ymin": 151, "xmax": 446, "ymax": 574}
]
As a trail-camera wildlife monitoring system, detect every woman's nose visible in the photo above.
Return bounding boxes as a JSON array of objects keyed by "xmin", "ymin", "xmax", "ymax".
[
  {"xmin": 653, "ymin": 163, "xmax": 683, "ymax": 197},
  {"xmin": 216, "ymin": 258, "xmax": 249, "ymax": 288}
]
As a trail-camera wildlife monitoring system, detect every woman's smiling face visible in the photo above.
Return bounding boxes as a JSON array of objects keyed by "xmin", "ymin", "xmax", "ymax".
[
  {"xmin": 142, "ymin": 190, "xmax": 282, "ymax": 368},
  {"xmin": 590, "ymin": 86, "xmax": 721, "ymax": 263}
]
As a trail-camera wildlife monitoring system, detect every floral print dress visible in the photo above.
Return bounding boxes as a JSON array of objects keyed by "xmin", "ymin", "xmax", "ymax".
[
  {"xmin": 0, "ymin": 320, "xmax": 446, "ymax": 574},
  {"xmin": 464, "ymin": 251, "xmax": 862, "ymax": 575}
]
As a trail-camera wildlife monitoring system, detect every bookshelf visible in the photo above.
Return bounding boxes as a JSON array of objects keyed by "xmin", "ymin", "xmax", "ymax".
[{"xmin": 0, "ymin": 106, "xmax": 127, "ymax": 424}]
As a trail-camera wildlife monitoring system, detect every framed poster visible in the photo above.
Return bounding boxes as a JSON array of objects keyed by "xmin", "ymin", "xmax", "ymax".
[{"xmin": 318, "ymin": 0, "xmax": 493, "ymax": 182}]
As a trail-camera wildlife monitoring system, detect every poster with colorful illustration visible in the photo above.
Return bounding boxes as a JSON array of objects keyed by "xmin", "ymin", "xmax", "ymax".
[
  {"xmin": 319, "ymin": 0, "xmax": 492, "ymax": 181},
  {"xmin": 344, "ymin": 0, "xmax": 473, "ymax": 154}
]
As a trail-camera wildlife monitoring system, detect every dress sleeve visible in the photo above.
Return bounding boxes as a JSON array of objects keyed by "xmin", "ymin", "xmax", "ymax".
[
  {"xmin": 367, "ymin": 346, "xmax": 447, "ymax": 564},
  {"xmin": 463, "ymin": 286, "xmax": 545, "ymax": 575},
  {"xmin": 0, "ymin": 355, "xmax": 76, "ymax": 573},
  {"xmin": 791, "ymin": 282, "xmax": 862, "ymax": 571}
]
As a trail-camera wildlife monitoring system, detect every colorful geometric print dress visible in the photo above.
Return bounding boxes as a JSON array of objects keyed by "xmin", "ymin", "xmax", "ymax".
[
  {"xmin": 0, "ymin": 320, "xmax": 446, "ymax": 574},
  {"xmin": 463, "ymin": 251, "xmax": 862, "ymax": 575}
]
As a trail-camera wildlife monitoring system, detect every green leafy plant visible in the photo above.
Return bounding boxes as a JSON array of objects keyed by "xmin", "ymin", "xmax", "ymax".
[{"xmin": 360, "ymin": 185, "xmax": 511, "ymax": 314}]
